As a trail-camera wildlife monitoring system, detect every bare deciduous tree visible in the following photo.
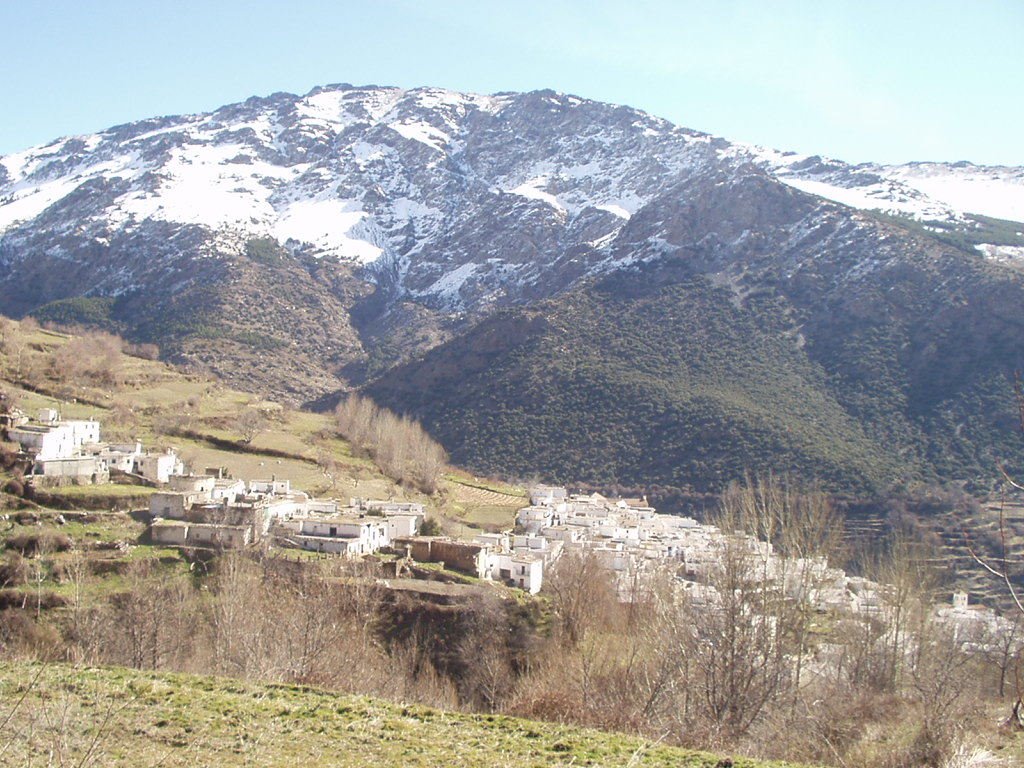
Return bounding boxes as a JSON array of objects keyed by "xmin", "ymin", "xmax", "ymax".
[
  {"xmin": 335, "ymin": 393, "xmax": 447, "ymax": 493},
  {"xmin": 50, "ymin": 332, "xmax": 124, "ymax": 390},
  {"xmin": 236, "ymin": 408, "xmax": 268, "ymax": 445}
]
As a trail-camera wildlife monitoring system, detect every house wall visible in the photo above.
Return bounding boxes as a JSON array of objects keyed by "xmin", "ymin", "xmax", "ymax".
[
  {"xmin": 264, "ymin": 497, "xmax": 307, "ymax": 520},
  {"xmin": 295, "ymin": 518, "xmax": 388, "ymax": 552},
  {"xmin": 33, "ymin": 456, "xmax": 108, "ymax": 484},
  {"xmin": 356, "ymin": 499, "xmax": 425, "ymax": 516},
  {"xmin": 65, "ymin": 420, "xmax": 101, "ymax": 448},
  {"xmin": 386, "ymin": 514, "xmax": 421, "ymax": 540},
  {"xmin": 102, "ymin": 450, "xmax": 138, "ymax": 472},
  {"xmin": 211, "ymin": 480, "xmax": 246, "ymax": 503},
  {"xmin": 150, "ymin": 492, "xmax": 190, "ymax": 519},
  {"xmin": 299, "ymin": 519, "xmax": 362, "ymax": 538},
  {"xmin": 307, "ymin": 500, "xmax": 339, "ymax": 515},
  {"xmin": 516, "ymin": 506, "xmax": 554, "ymax": 533},
  {"xmin": 11, "ymin": 426, "xmax": 71, "ymax": 460},
  {"xmin": 151, "ymin": 521, "xmax": 188, "ymax": 545},
  {"xmin": 529, "ymin": 486, "xmax": 567, "ymax": 506},
  {"xmin": 250, "ymin": 479, "xmax": 290, "ymax": 495},
  {"xmin": 170, "ymin": 475, "xmax": 216, "ymax": 494},
  {"xmin": 37, "ymin": 408, "xmax": 59, "ymax": 424},
  {"xmin": 138, "ymin": 453, "xmax": 183, "ymax": 484},
  {"xmin": 490, "ymin": 553, "xmax": 543, "ymax": 593},
  {"xmin": 395, "ymin": 538, "xmax": 489, "ymax": 577},
  {"xmin": 293, "ymin": 535, "xmax": 359, "ymax": 555},
  {"xmin": 185, "ymin": 524, "xmax": 251, "ymax": 548}
]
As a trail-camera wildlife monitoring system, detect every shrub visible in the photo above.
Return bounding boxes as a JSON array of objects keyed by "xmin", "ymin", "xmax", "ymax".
[
  {"xmin": 0, "ymin": 552, "xmax": 28, "ymax": 587},
  {"xmin": 5, "ymin": 531, "xmax": 73, "ymax": 556},
  {"xmin": 419, "ymin": 518, "xmax": 442, "ymax": 536},
  {"xmin": 125, "ymin": 341, "xmax": 160, "ymax": 360}
]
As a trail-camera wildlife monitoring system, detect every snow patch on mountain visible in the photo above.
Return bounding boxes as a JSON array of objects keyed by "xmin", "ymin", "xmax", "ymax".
[
  {"xmin": 390, "ymin": 121, "xmax": 450, "ymax": 152},
  {"xmin": 725, "ymin": 142, "xmax": 1024, "ymax": 225},
  {"xmin": 976, "ymin": 243, "xmax": 1024, "ymax": 264},
  {"xmin": 272, "ymin": 198, "xmax": 379, "ymax": 263},
  {"xmin": 418, "ymin": 261, "xmax": 480, "ymax": 304},
  {"xmin": 0, "ymin": 175, "xmax": 83, "ymax": 231},
  {"xmin": 780, "ymin": 177, "xmax": 954, "ymax": 220},
  {"xmin": 887, "ymin": 164, "xmax": 1024, "ymax": 223},
  {"xmin": 509, "ymin": 178, "xmax": 566, "ymax": 215}
]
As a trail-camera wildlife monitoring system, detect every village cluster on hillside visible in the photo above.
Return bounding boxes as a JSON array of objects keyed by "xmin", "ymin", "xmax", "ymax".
[
  {"xmin": 4, "ymin": 410, "xmax": 1015, "ymax": 644},
  {"xmin": 512, "ymin": 486, "xmax": 1015, "ymax": 645},
  {"xmin": 5, "ymin": 408, "xmax": 182, "ymax": 485}
]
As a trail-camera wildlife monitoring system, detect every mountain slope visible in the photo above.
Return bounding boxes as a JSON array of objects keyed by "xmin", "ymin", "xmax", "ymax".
[
  {"xmin": 367, "ymin": 191, "xmax": 1024, "ymax": 494},
  {"xmin": 3, "ymin": 84, "xmax": 1024, "ymax": 494},
  {"xmin": 368, "ymin": 270, "xmax": 897, "ymax": 494}
]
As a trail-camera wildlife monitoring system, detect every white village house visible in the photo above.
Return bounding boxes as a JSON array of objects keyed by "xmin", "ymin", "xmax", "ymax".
[{"xmin": 9, "ymin": 410, "xmax": 182, "ymax": 486}]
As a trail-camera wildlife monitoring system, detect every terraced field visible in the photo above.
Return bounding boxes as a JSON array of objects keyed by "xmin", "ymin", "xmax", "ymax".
[{"xmin": 444, "ymin": 476, "xmax": 527, "ymax": 531}]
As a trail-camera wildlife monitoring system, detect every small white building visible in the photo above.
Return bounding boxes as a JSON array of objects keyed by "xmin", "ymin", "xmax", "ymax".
[
  {"xmin": 473, "ymin": 532, "xmax": 511, "ymax": 550},
  {"xmin": 280, "ymin": 516, "xmax": 389, "ymax": 556},
  {"xmin": 385, "ymin": 512, "xmax": 423, "ymax": 540},
  {"xmin": 353, "ymin": 498, "xmax": 425, "ymax": 516},
  {"xmin": 307, "ymin": 499, "xmax": 340, "ymax": 515},
  {"xmin": 137, "ymin": 451, "xmax": 184, "ymax": 484},
  {"xmin": 10, "ymin": 418, "xmax": 101, "ymax": 462},
  {"xmin": 516, "ymin": 505, "xmax": 557, "ymax": 533},
  {"xmin": 85, "ymin": 441, "xmax": 143, "ymax": 473},
  {"xmin": 169, "ymin": 474, "xmax": 216, "ymax": 495},
  {"xmin": 530, "ymin": 485, "xmax": 568, "ymax": 506},
  {"xmin": 290, "ymin": 534, "xmax": 364, "ymax": 555},
  {"xmin": 489, "ymin": 552, "xmax": 543, "ymax": 594},
  {"xmin": 150, "ymin": 491, "xmax": 206, "ymax": 519},
  {"xmin": 34, "ymin": 455, "xmax": 108, "ymax": 483},
  {"xmin": 263, "ymin": 492, "xmax": 310, "ymax": 521},
  {"xmin": 211, "ymin": 477, "xmax": 246, "ymax": 503},
  {"xmin": 250, "ymin": 478, "xmax": 291, "ymax": 495}
]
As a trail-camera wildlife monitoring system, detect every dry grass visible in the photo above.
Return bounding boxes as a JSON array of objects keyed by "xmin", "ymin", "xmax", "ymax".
[{"xmin": 0, "ymin": 663, "xmax": 814, "ymax": 768}]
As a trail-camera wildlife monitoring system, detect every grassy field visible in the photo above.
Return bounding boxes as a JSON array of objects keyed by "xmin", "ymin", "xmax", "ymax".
[
  {"xmin": 0, "ymin": 319, "xmax": 520, "ymax": 524},
  {"xmin": 0, "ymin": 663, "xmax": 810, "ymax": 768},
  {"xmin": 440, "ymin": 471, "xmax": 527, "ymax": 531}
]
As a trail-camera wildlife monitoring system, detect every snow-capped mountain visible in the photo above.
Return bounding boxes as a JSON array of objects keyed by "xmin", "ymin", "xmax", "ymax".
[
  {"xmin": 747, "ymin": 148, "xmax": 1024, "ymax": 225},
  {"xmin": 0, "ymin": 86, "xmax": 722, "ymax": 312},
  {"xmin": 4, "ymin": 84, "xmax": 1024, "ymax": 496},
  {"xmin": 4, "ymin": 84, "xmax": 1020, "ymax": 320}
]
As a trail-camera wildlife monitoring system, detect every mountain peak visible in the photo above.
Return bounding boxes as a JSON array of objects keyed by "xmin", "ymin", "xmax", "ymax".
[{"xmin": 2, "ymin": 84, "xmax": 1024, "ymax": 494}]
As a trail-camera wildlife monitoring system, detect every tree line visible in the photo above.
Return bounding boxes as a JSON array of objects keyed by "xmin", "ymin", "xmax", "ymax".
[{"xmin": 335, "ymin": 393, "xmax": 447, "ymax": 494}]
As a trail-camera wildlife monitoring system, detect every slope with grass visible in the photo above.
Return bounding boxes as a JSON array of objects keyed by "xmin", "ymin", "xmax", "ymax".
[
  {"xmin": 0, "ymin": 318, "xmax": 522, "ymax": 530},
  {"xmin": 0, "ymin": 663, "xmax": 810, "ymax": 768}
]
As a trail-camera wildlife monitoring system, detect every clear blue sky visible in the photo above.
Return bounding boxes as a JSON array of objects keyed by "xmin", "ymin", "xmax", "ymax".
[{"xmin": 2, "ymin": 0, "xmax": 1021, "ymax": 164}]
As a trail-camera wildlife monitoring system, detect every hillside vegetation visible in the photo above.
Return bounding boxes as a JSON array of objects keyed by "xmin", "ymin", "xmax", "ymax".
[
  {"xmin": 0, "ymin": 663, "xmax": 808, "ymax": 768},
  {"xmin": 368, "ymin": 237, "xmax": 1024, "ymax": 499},
  {"xmin": 370, "ymin": 275, "xmax": 888, "ymax": 494}
]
